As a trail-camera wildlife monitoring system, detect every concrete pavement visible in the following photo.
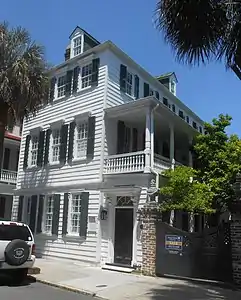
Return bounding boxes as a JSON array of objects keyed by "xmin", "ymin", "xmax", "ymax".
[
  {"xmin": 34, "ymin": 258, "xmax": 241, "ymax": 300},
  {"xmin": 0, "ymin": 276, "xmax": 92, "ymax": 300}
]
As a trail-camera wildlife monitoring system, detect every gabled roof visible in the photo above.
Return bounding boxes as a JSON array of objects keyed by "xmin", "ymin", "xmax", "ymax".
[
  {"xmin": 69, "ymin": 26, "xmax": 100, "ymax": 45},
  {"xmin": 156, "ymin": 72, "xmax": 178, "ymax": 83}
]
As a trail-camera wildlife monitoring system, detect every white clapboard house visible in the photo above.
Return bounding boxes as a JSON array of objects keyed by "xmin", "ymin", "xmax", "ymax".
[
  {"xmin": 1, "ymin": 125, "xmax": 21, "ymax": 220},
  {"xmin": 12, "ymin": 27, "xmax": 204, "ymax": 268}
]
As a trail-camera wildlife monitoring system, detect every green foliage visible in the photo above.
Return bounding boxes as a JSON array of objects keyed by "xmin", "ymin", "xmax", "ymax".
[
  {"xmin": 159, "ymin": 166, "xmax": 214, "ymax": 214},
  {"xmin": 194, "ymin": 114, "xmax": 241, "ymax": 212}
]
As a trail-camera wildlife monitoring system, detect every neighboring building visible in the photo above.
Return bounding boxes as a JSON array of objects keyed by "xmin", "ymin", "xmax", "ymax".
[
  {"xmin": 12, "ymin": 27, "xmax": 203, "ymax": 268},
  {"xmin": 0, "ymin": 125, "xmax": 21, "ymax": 220}
]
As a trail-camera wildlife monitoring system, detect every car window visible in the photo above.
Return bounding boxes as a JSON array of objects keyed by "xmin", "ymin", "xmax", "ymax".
[{"xmin": 0, "ymin": 225, "xmax": 32, "ymax": 241}]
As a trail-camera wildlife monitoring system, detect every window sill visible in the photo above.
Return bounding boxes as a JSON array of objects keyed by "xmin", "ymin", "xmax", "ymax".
[
  {"xmin": 72, "ymin": 157, "xmax": 87, "ymax": 163},
  {"xmin": 47, "ymin": 161, "xmax": 62, "ymax": 168},
  {"xmin": 62, "ymin": 234, "xmax": 86, "ymax": 243},
  {"xmin": 35, "ymin": 233, "xmax": 58, "ymax": 241},
  {"xmin": 52, "ymin": 85, "xmax": 95, "ymax": 103},
  {"xmin": 26, "ymin": 165, "xmax": 41, "ymax": 171}
]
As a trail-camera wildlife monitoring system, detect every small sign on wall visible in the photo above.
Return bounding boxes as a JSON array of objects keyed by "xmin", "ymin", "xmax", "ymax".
[{"xmin": 165, "ymin": 235, "xmax": 183, "ymax": 252}]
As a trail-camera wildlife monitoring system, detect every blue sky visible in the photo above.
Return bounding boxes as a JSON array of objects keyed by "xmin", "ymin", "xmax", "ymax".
[{"xmin": 1, "ymin": 0, "xmax": 240, "ymax": 134}]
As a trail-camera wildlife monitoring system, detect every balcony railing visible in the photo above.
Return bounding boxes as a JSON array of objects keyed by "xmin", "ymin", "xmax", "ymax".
[
  {"xmin": 154, "ymin": 154, "xmax": 172, "ymax": 170},
  {"xmin": 0, "ymin": 169, "xmax": 17, "ymax": 185},
  {"xmin": 104, "ymin": 151, "xmax": 145, "ymax": 174}
]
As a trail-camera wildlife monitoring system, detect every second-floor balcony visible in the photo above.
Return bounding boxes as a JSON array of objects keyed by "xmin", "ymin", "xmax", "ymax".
[{"xmin": 0, "ymin": 169, "xmax": 17, "ymax": 185}]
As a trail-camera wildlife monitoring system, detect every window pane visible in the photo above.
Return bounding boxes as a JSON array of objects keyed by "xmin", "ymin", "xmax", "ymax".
[
  {"xmin": 0, "ymin": 225, "xmax": 32, "ymax": 241},
  {"xmin": 73, "ymin": 37, "xmax": 82, "ymax": 56},
  {"xmin": 52, "ymin": 129, "xmax": 61, "ymax": 162},
  {"xmin": 126, "ymin": 72, "xmax": 132, "ymax": 96},
  {"xmin": 75, "ymin": 122, "xmax": 88, "ymax": 158},
  {"xmin": 45, "ymin": 196, "xmax": 54, "ymax": 233},
  {"xmin": 31, "ymin": 135, "xmax": 39, "ymax": 166},
  {"xmin": 70, "ymin": 194, "xmax": 82, "ymax": 234},
  {"xmin": 81, "ymin": 64, "xmax": 92, "ymax": 88},
  {"xmin": 57, "ymin": 75, "xmax": 66, "ymax": 97}
]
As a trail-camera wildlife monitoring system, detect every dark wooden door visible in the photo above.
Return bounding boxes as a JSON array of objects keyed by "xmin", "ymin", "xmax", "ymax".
[
  {"xmin": 114, "ymin": 208, "xmax": 133, "ymax": 266},
  {"xmin": 0, "ymin": 197, "xmax": 6, "ymax": 218}
]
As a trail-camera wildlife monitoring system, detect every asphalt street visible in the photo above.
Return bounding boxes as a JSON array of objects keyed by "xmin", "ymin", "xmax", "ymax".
[{"xmin": 0, "ymin": 275, "xmax": 93, "ymax": 300}]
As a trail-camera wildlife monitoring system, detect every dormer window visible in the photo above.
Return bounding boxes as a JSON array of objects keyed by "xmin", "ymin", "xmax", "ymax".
[
  {"xmin": 171, "ymin": 81, "xmax": 175, "ymax": 94},
  {"xmin": 73, "ymin": 36, "xmax": 82, "ymax": 57}
]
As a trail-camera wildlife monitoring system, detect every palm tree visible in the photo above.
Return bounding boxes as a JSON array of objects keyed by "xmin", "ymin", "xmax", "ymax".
[
  {"xmin": 0, "ymin": 22, "xmax": 49, "ymax": 170},
  {"xmin": 155, "ymin": 0, "xmax": 241, "ymax": 79}
]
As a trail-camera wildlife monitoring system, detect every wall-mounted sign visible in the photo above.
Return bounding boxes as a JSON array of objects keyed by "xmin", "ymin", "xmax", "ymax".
[{"xmin": 165, "ymin": 235, "xmax": 183, "ymax": 251}]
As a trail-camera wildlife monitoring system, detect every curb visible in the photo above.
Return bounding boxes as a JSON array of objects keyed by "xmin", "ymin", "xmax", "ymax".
[{"xmin": 35, "ymin": 278, "xmax": 108, "ymax": 299}]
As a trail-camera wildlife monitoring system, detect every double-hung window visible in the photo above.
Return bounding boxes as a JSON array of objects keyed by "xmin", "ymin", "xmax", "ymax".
[
  {"xmin": 73, "ymin": 36, "xmax": 82, "ymax": 57},
  {"xmin": 81, "ymin": 64, "xmax": 92, "ymax": 88},
  {"xmin": 57, "ymin": 75, "xmax": 66, "ymax": 98},
  {"xmin": 75, "ymin": 121, "xmax": 88, "ymax": 159},
  {"xmin": 126, "ymin": 72, "xmax": 133, "ymax": 96},
  {"xmin": 30, "ymin": 135, "xmax": 38, "ymax": 166},
  {"xmin": 68, "ymin": 194, "xmax": 82, "ymax": 235},
  {"xmin": 44, "ymin": 195, "xmax": 54, "ymax": 234},
  {"xmin": 51, "ymin": 129, "xmax": 61, "ymax": 163}
]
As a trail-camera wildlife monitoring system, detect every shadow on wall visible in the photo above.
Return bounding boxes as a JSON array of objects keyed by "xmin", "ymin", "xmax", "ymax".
[
  {"xmin": 148, "ymin": 281, "xmax": 240, "ymax": 300},
  {"xmin": 22, "ymin": 168, "xmax": 50, "ymax": 189}
]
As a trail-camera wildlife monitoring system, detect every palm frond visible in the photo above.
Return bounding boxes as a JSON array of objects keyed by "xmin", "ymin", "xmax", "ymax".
[{"xmin": 155, "ymin": 0, "xmax": 228, "ymax": 65}]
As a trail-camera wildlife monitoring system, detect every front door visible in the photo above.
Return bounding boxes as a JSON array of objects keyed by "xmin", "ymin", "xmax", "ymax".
[{"xmin": 114, "ymin": 208, "xmax": 133, "ymax": 265}]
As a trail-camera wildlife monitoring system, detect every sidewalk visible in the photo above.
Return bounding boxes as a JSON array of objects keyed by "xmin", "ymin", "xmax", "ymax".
[{"xmin": 34, "ymin": 258, "xmax": 241, "ymax": 300}]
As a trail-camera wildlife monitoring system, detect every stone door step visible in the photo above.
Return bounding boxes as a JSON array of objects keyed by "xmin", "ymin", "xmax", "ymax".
[{"xmin": 102, "ymin": 263, "xmax": 134, "ymax": 273}]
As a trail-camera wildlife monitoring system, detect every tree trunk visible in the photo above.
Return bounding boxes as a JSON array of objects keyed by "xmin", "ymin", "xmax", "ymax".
[{"xmin": 0, "ymin": 103, "xmax": 9, "ymax": 173}]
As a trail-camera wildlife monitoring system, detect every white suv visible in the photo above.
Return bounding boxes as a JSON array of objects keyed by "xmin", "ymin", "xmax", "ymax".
[{"xmin": 0, "ymin": 220, "xmax": 36, "ymax": 283}]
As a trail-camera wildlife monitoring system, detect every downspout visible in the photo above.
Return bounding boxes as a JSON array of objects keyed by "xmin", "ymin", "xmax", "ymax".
[{"xmin": 150, "ymin": 103, "xmax": 160, "ymax": 201}]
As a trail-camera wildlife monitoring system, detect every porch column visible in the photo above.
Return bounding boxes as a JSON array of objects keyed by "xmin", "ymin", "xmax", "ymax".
[
  {"xmin": 150, "ymin": 109, "xmax": 155, "ymax": 168},
  {"xmin": 169, "ymin": 124, "xmax": 175, "ymax": 166},
  {"xmin": 144, "ymin": 106, "xmax": 152, "ymax": 173}
]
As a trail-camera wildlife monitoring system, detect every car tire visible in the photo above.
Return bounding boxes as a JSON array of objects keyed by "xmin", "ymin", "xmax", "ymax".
[
  {"xmin": 4, "ymin": 239, "xmax": 30, "ymax": 266},
  {"xmin": 12, "ymin": 268, "xmax": 28, "ymax": 284}
]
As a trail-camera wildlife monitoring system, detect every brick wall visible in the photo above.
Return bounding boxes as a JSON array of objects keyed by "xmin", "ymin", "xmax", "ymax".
[{"xmin": 140, "ymin": 204, "xmax": 159, "ymax": 276}]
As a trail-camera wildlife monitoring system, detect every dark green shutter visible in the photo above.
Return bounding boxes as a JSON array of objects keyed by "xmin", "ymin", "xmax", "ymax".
[
  {"xmin": 132, "ymin": 128, "xmax": 138, "ymax": 152},
  {"xmin": 52, "ymin": 194, "xmax": 60, "ymax": 235},
  {"xmin": 87, "ymin": 116, "xmax": 95, "ymax": 159},
  {"xmin": 23, "ymin": 135, "xmax": 31, "ymax": 169},
  {"xmin": 134, "ymin": 75, "xmax": 139, "ymax": 99},
  {"xmin": 59, "ymin": 124, "xmax": 68, "ymax": 164},
  {"xmin": 36, "ymin": 195, "xmax": 44, "ymax": 233},
  {"xmin": 37, "ymin": 131, "xmax": 45, "ymax": 167},
  {"xmin": 144, "ymin": 82, "xmax": 150, "ymax": 97},
  {"xmin": 68, "ymin": 121, "xmax": 76, "ymax": 162},
  {"xmin": 73, "ymin": 66, "xmax": 80, "ymax": 93},
  {"xmin": 44, "ymin": 129, "xmax": 51, "ymax": 166},
  {"xmin": 29, "ymin": 195, "xmax": 38, "ymax": 233},
  {"xmin": 62, "ymin": 193, "xmax": 69, "ymax": 235},
  {"xmin": 117, "ymin": 121, "xmax": 125, "ymax": 154},
  {"xmin": 17, "ymin": 196, "xmax": 24, "ymax": 222},
  {"xmin": 155, "ymin": 91, "xmax": 160, "ymax": 100},
  {"xmin": 49, "ymin": 77, "xmax": 56, "ymax": 102},
  {"xmin": 65, "ymin": 70, "xmax": 73, "ymax": 96},
  {"xmin": 64, "ymin": 48, "xmax": 70, "ymax": 61},
  {"xmin": 79, "ymin": 192, "xmax": 89, "ymax": 237},
  {"xmin": 3, "ymin": 148, "xmax": 10, "ymax": 170},
  {"xmin": 120, "ymin": 64, "xmax": 127, "ymax": 92},
  {"xmin": 91, "ymin": 58, "xmax": 100, "ymax": 86}
]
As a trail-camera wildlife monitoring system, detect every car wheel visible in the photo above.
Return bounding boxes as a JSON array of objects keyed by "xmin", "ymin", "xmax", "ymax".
[
  {"xmin": 12, "ymin": 268, "xmax": 28, "ymax": 284},
  {"xmin": 4, "ymin": 239, "xmax": 30, "ymax": 266}
]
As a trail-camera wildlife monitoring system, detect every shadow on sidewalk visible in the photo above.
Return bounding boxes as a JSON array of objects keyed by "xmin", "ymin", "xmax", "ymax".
[
  {"xmin": 0, "ymin": 274, "xmax": 36, "ymax": 287},
  {"xmin": 148, "ymin": 282, "xmax": 240, "ymax": 300}
]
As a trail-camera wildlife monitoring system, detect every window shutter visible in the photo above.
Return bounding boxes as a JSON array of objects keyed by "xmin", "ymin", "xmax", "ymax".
[
  {"xmin": 144, "ymin": 82, "xmax": 150, "ymax": 97},
  {"xmin": 37, "ymin": 131, "xmax": 45, "ymax": 167},
  {"xmin": 132, "ymin": 128, "xmax": 138, "ymax": 152},
  {"xmin": 64, "ymin": 48, "xmax": 70, "ymax": 61},
  {"xmin": 68, "ymin": 121, "xmax": 76, "ymax": 162},
  {"xmin": 36, "ymin": 195, "xmax": 44, "ymax": 233},
  {"xmin": 3, "ymin": 148, "xmax": 10, "ymax": 170},
  {"xmin": 62, "ymin": 193, "xmax": 69, "ymax": 235},
  {"xmin": 17, "ymin": 196, "xmax": 24, "ymax": 221},
  {"xmin": 23, "ymin": 135, "xmax": 31, "ymax": 169},
  {"xmin": 29, "ymin": 195, "xmax": 38, "ymax": 233},
  {"xmin": 91, "ymin": 58, "xmax": 100, "ymax": 86},
  {"xmin": 155, "ymin": 91, "xmax": 160, "ymax": 100},
  {"xmin": 120, "ymin": 64, "xmax": 127, "ymax": 92},
  {"xmin": 73, "ymin": 66, "xmax": 80, "ymax": 93},
  {"xmin": 49, "ymin": 77, "xmax": 56, "ymax": 102},
  {"xmin": 65, "ymin": 70, "xmax": 73, "ymax": 96},
  {"xmin": 59, "ymin": 124, "xmax": 68, "ymax": 164},
  {"xmin": 117, "ymin": 121, "xmax": 125, "ymax": 154},
  {"xmin": 44, "ymin": 129, "xmax": 51, "ymax": 166},
  {"xmin": 79, "ymin": 192, "xmax": 89, "ymax": 237},
  {"xmin": 87, "ymin": 116, "xmax": 96, "ymax": 159},
  {"xmin": 52, "ymin": 194, "xmax": 60, "ymax": 235},
  {"xmin": 134, "ymin": 75, "xmax": 139, "ymax": 99}
]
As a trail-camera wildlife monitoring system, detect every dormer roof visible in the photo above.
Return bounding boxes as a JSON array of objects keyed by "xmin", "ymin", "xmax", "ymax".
[
  {"xmin": 156, "ymin": 72, "xmax": 178, "ymax": 83},
  {"xmin": 69, "ymin": 26, "xmax": 100, "ymax": 45}
]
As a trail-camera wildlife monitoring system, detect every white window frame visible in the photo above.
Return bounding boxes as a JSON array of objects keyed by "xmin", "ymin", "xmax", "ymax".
[
  {"xmin": 81, "ymin": 63, "xmax": 92, "ymax": 89},
  {"xmin": 126, "ymin": 71, "xmax": 133, "ymax": 96},
  {"xmin": 67, "ymin": 193, "xmax": 82, "ymax": 236},
  {"xmin": 30, "ymin": 135, "xmax": 39, "ymax": 166},
  {"xmin": 43, "ymin": 195, "xmax": 54, "ymax": 234},
  {"xmin": 50, "ymin": 127, "xmax": 61, "ymax": 164},
  {"xmin": 73, "ymin": 36, "xmax": 82, "ymax": 57},
  {"xmin": 57, "ymin": 75, "xmax": 66, "ymax": 98},
  {"xmin": 73, "ymin": 120, "xmax": 88, "ymax": 160},
  {"xmin": 71, "ymin": 33, "xmax": 83, "ymax": 58}
]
